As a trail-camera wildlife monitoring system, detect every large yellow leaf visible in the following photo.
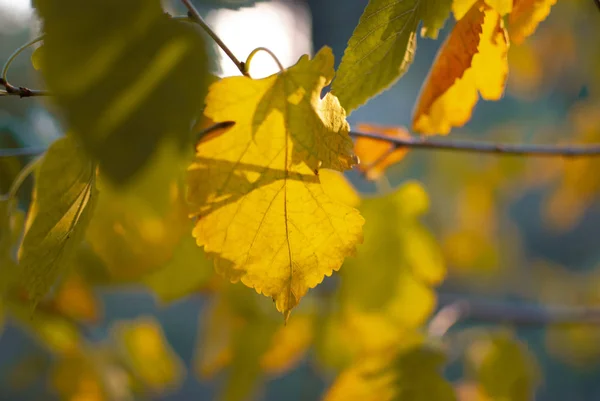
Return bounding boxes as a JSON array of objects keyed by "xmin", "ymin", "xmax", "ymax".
[
  {"xmin": 509, "ymin": 0, "xmax": 557, "ymax": 44},
  {"xmin": 187, "ymin": 46, "xmax": 364, "ymax": 318},
  {"xmin": 36, "ymin": 0, "xmax": 208, "ymax": 186},
  {"xmin": 18, "ymin": 136, "xmax": 97, "ymax": 306},
  {"xmin": 413, "ymin": 1, "xmax": 509, "ymax": 135}
]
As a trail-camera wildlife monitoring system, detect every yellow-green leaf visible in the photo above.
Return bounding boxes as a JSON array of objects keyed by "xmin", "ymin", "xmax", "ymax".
[
  {"xmin": 465, "ymin": 331, "xmax": 540, "ymax": 401},
  {"xmin": 323, "ymin": 342, "xmax": 456, "ymax": 401},
  {"xmin": 112, "ymin": 316, "xmax": 185, "ymax": 392},
  {"xmin": 332, "ymin": 0, "xmax": 433, "ymax": 113},
  {"xmin": 18, "ymin": 136, "xmax": 97, "ymax": 306},
  {"xmin": 31, "ymin": 45, "xmax": 44, "ymax": 71},
  {"xmin": 421, "ymin": 0, "xmax": 453, "ymax": 39},
  {"xmin": 187, "ymin": 46, "xmax": 364, "ymax": 318},
  {"xmin": 36, "ymin": 0, "xmax": 209, "ymax": 185}
]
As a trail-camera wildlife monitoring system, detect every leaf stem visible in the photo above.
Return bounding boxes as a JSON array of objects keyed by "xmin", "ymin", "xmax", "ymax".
[
  {"xmin": 245, "ymin": 47, "xmax": 285, "ymax": 76},
  {"xmin": 180, "ymin": 0, "xmax": 248, "ymax": 76},
  {"xmin": 1, "ymin": 35, "xmax": 50, "ymax": 97},
  {"xmin": 350, "ymin": 130, "xmax": 600, "ymax": 157}
]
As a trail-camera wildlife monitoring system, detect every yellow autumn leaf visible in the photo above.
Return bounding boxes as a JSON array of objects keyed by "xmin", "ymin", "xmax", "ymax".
[
  {"xmin": 453, "ymin": 0, "xmax": 512, "ymax": 19},
  {"xmin": 354, "ymin": 123, "xmax": 411, "ymax": 181},
  {"xmin": 413, "ymin": 1, "xmax": 509, "ymax": 135},
  {"xmin": 187, "ymin": 46, "xmax": 364, "ymax": 318},
  {"xmin": 509, "ymin": 0, "xmax": 557, "ymax": 44},
  {"xmin": 111, "ymin": 316, "xmax": 185, "ymax": 392}
]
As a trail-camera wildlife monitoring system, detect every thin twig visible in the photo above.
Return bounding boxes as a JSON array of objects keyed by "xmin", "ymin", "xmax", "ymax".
[
  {"xmin": 428, "ymin": 295, "xmax": 600, "ymax": 337},
  {"xmin": 181, "ymin": 0, "xmax": 247, "ymax": 76},
  {"xmin": 350, "ymin": 130, "xmax": 600, "ymax": 157},
  {"xmin": 0, "ymin": 147, "xmax": 47, "ymax": 158},
  {"xmin": 245, "ymin": 47, "xmax": 285, "ymax": 76},
  {"xmin": 1, "ymin": 35, "xmax": 49, "ymax": 98}
]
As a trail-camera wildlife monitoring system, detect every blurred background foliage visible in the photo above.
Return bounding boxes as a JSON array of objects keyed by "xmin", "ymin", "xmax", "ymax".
[{"xmin": 1, "ymin": 0, "xmax": 600, "ymax": 400}]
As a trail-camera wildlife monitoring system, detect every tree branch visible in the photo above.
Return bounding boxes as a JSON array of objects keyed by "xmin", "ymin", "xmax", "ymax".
[
  {"xmin": 428, "ymin": 294, "xmax": 600, "ymax": 337},
  {"xmin": 180, "ymin": 0, "xmax": 247, "ymax": 76},
  {"xmin": 350, "ymin": 130, "xmax": 600, "ymax": 158}
]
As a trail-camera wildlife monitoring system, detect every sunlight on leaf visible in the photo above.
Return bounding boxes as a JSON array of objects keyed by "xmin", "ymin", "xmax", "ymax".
[
  {"xmin": 36, "ymin": 0, "xmax": 208, "ymax": 185},
  {"xmin": 18, "ymin": 136, "xmax": 97, "ymax": 307},
  {"xmin": 453, "ymin": 0, "xmax": 512, "ymax": 19},
  {"xmin": 509, "ymin": 0, "xmax": 557, "ymax": 44},
  {"xmin": 187, "ymin": 46, "xmax": 364, "ymax": 318},
  {"xmin": 331, "ymin": 0, "xmax": 423, "ymax": 113},
  {"xmin": 413, "ymin": 1, "xmax": 509, "ymax": 135},
  {"xmin": 354, "ymin": 123, "xmax": 411, "ymax": 181},
  {"xmin": 112, "ymin": 316, "xmax": 185, "ymax": 392}
]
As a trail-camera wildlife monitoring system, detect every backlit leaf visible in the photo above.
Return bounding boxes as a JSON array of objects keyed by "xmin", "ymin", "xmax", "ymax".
[
  {"xmin": 18, "ymin": 136, "xmax": 97, "ymax": 306},
  {"xmin": 36, "ymin": 0, "xmax": 208, "ymax": 185},
  {"xmin": 413, "ymin": 1, "xmax": 509, "ymax": 135},
  {"xmin": 112, "ymin": 316, "xmax": 185, "ymax": 393},
  {"xmin": 187, "ymin": 46, "xmax": 364, "ymax": 318},
  {"xmin": 331, "ymin": 0, "xmax": 423, "ymax": 113},
  {"xmin": 354, "ymin": 123, "xmax": 411, "ymax": 180},
  {"xmin": 453, "ymin": 0, "xmax": 512, "ymax": 19},
  {"xmin": 509, "ymin": 0, "xmax": 557, "ymax": 44}
]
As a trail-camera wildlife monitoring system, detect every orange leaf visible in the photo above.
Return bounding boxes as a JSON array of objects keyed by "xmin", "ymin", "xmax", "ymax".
[
  {"xmin": 354, "ymin": 124, "xmax": 411, "ymax": 180},
  {"xmin": 412, "ymin": 1, "xmax": 509, "ymax": 135},
  {"xmin": 509, "ymin": 0, "xmax": 557, "ymax": 44}
]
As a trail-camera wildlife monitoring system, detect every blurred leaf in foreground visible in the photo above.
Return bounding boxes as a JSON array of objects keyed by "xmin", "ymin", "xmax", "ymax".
[
  {"xmin": 18, "ymin": 136, "xmax": 97, "ymax": 307},
  {"xmin": 36, "ymin": 0, "xmax": 209, "ymax": 185}
]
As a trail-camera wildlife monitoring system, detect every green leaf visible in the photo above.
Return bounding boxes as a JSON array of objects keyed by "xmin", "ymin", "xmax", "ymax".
[
  {"xmin": 331, "ymin": 0, "xmax": 424, "ymax": 114},
  {"xmin": 31, "ymin": 44, "xmax": 44, "ymax": 71},
  {"xmin": 143, "ymin": 234, "xmax": 214, "ymax": 304},
  {"xmin": 18, "ymin": 136, "xmax": 97, "ymax": 307},
  {"xmin": 36, "ymin": 0, "xmax": 209, "ymax": 185},
  {"xmin": 420, "ymin": 0, "xmax": 452, "ymax": 39}
]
